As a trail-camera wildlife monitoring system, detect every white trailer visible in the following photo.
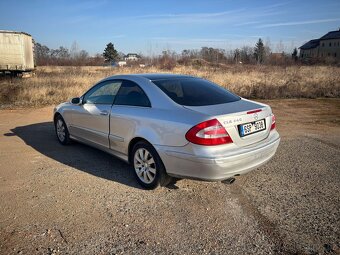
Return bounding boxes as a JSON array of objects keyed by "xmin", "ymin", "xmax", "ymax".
[{"xmin": 0, "ymin": 30, "xmax": 34, "ymax": 75}]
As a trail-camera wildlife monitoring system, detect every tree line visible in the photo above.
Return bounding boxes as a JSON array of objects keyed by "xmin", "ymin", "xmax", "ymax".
[
  {"xmin": 34, "ymin": 39, "xmax": 299, "ymax": 67},
  {"xmin": 34, "ymin": 41, "xmax": 105, "ymax": 66},
  {"xmin": 177, "ymin": 39, "xmax": 298, "ymax": 66}
]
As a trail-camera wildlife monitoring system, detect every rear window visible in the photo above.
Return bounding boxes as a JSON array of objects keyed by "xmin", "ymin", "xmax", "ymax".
[{"xmin": 152, "ymin": 78, "xmax": 240, "ymax": 106}]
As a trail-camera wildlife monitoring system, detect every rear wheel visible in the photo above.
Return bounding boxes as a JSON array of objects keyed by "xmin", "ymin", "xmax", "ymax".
[
  {"xmin": 132, "ymin": 141, "xmax": 173, "ymax": 189},
  {"xmin": 54, "ymin": 115, "xmax": 70, "ymax": 145}
]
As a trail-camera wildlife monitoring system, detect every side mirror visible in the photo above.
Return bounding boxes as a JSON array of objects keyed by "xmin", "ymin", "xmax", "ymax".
[{"xmin": 71, "ymin": 97, "xmax": 82, "ymax": 105}]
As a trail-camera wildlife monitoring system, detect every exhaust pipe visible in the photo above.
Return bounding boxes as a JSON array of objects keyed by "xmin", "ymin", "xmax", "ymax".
[{"xmin": 222, "ymin": 177, "xmax": 235, "ymax": 185}]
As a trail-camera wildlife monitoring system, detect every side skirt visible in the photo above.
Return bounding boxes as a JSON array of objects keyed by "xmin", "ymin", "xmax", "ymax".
[{"xmin": 69, "ymin": 135, "xmax": 129, "ymax": 163}]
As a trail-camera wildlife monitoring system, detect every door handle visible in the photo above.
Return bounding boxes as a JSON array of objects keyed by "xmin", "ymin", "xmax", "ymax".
[{"xmin": 100, "ymin": 110, "xmax": 108, "ymax": 116}]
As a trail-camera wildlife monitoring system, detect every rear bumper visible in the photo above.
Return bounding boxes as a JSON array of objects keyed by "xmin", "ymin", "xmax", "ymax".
[{"xmin": 155, "ymin": 131, "xmax": 280, "ymax": 181}]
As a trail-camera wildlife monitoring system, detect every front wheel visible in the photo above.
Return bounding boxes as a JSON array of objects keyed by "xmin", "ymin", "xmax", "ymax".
[
  {"xmin": 132, "ymin": 141, "xmax": 173, "ymax": 189},
  {"xmin": 54, "ymin": 115, "xmax": 70, "ymax": 145}
]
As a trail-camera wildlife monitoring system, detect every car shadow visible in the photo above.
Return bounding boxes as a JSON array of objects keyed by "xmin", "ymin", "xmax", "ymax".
[{"xmin": 8, "ymin": 122, "xmax": 143, "ymax": 189}]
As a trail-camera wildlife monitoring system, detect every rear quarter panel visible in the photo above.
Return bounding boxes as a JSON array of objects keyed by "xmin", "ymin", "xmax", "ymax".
[{"xmin": 109, "ymin": 106, "xmax": 205, "ymax": 154}]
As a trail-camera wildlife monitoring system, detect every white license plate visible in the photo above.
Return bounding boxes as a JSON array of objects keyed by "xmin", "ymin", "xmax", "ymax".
[{"xmin": 239, "ymin": 119, "xmax": 266, "ymax": 137}]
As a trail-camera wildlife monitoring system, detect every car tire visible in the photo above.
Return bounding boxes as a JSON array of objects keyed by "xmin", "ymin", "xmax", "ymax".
[
  {"xmin": 132, "ymin": 141, "xmax": 173, "ymax": 189},
  {"xmin": 54, "ymin": 115, "xmax": 71, "ymax": 145}
]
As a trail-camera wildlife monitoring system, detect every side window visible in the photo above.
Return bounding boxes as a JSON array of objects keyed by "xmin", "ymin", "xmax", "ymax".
[
  {"xmin": 114, "ymin": 80, "xmax": 151, "ymax": 107},
  {"xmin": 84, "ymin": 80, "xmax": 122, "ymax": 104}
]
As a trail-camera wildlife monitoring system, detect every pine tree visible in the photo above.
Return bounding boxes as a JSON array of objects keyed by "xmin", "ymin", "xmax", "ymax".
[
  {"xmin": 254, "ymin": 38, "xmax": 265, "ymax": 64},
  {"xmin": 292, "ymin": 48, "xmax": 298, "ymax": 62},
  {"xmin": 103, "ymin": 43, "xmax": 118, "ymax": 63}
]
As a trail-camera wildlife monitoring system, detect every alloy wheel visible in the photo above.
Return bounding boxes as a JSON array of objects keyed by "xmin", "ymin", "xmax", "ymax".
[
  {"xmin": 134, "ymin": 148, "xmax": 156, "ymax": 184},
  {"xmin": 56, "ymin": 119, "xmax": 66, "ymax": 142}
]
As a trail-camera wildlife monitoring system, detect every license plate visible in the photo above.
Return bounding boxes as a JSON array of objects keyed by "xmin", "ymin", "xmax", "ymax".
[{"xmin": 239, "ymin": 119, "xmax": 266, "ymax": 137}]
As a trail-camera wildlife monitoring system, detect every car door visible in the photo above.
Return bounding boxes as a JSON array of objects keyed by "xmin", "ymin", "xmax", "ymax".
[
  {"xmin": 109, "ymin": 80, "xmax": 152, "ymax": 154},
  {"xmin": 69, "ymin": 80, "xmax": 122, "ymax": 148}
]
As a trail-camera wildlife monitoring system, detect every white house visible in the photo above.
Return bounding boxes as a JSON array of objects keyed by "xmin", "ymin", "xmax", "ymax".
[
  {"xmin": 125, "ymin": 53, "xmax": 141, "ymax": 61},
  {"xmin": 118, "ymin": 61, "xmax": 127, "ymax": 67}
]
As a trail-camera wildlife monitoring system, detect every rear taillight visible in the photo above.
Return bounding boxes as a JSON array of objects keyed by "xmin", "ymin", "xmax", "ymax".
[
  {"xmin": 185, "ymin": 119, "xmax": 233, "ymax": 146},
  {"xmin": 270, "ymin": 114, "xmax": 276, "ymax": 130}
]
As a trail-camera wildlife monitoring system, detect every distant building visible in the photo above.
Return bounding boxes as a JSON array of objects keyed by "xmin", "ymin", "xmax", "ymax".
[
  {"xmin": 118, "ymin": 61, "xmax": 127, "ymax": 67},
  {"xmin": 299, "ymin": 29, "xmax": 340, "ymax": 61},
  {"xmin": 125, "ymin": 53, "xmax": 141, "ymax": 61}
]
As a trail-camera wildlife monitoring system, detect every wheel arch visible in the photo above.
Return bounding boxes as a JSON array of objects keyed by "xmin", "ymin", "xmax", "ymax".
[
  {"xmin": 53, "ymin": 112, "xmax": 62, "ymax": 123},
  {"xmin": 128, "ymin": 137, "xmax": 151, "ymax": 164}
]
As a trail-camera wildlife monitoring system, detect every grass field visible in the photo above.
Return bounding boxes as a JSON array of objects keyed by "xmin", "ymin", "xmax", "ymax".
[{"xmin": 0, "ymin": 65, "xmax": 339, "ymax": 108}]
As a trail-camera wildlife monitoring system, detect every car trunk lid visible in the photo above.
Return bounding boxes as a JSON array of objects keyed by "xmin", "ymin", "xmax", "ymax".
[{"xmin": 183, "ymin": 99, "xmax": 272, "ymax": 147}]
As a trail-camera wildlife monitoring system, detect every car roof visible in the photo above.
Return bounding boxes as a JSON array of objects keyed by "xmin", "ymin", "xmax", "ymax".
[
  {"xmin": 98, "ymin": 73, "xmax": 197, "ymax": 109},
  {"xmin": 127, "ymin": 73, "xmax": 195, "ymax": 80},
  {"xmin": 108, "ymin": 73, "xmax": 195, "ymax": 81}
]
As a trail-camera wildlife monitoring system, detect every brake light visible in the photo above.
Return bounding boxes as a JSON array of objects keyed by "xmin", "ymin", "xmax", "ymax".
[
  {"xmin": 247, "ymin": 109, "xmax": 262, "ymax": 114},
  {"xmin": 185, "ymin": 119, "xmax": 233, "ymax": 146},
  {"xmin": 270, "ymin": 114, "xmax": 276, "ymax": 130}
]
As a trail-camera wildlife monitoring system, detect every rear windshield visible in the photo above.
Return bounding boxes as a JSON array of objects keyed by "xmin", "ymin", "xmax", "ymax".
[{"xmin": 152, "ymin": 78, "xmax": 240, "ymax": 106}]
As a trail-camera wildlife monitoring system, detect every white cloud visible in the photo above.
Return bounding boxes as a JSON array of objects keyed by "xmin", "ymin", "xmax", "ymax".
[
  {"xmin": 133, "ymin": 3, "xmax": 288, "ymax": 25},
  {"xmin": 135, "ymin": 9, "xmax": 246, "ymax": 24},
  {"xmin": 257, "ymin": 18, "xmax": 340, "ymax": 28}
]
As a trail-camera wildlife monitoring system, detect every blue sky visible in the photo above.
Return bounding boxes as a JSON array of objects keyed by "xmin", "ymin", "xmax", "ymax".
[{"xmin": 1, "ymin": 0, "xmax": 339, "ymax": 55}]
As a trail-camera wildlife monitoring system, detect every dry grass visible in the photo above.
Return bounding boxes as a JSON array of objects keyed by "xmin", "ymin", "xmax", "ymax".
[{"xmin": 0, "ymin": 65, "xmax": 339, "ymax": 108}]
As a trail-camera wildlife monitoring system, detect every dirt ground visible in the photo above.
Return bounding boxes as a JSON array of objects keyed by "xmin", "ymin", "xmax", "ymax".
[{"xmin": 0, "ymin": 99, "xmax": 339, "ymax": 254}]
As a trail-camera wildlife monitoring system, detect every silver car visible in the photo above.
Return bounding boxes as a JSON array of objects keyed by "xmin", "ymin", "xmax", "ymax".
[{"xmin": 54, "ymin": 74, "xmax": 280, "ymax": 189}]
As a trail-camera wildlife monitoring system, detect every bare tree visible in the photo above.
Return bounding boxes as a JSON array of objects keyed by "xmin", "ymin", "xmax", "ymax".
[
  {"xmin": 234, "ymin": 48, "xmax": 241, "ymax": 64},
  {"xmin": 276, "ymin": 40, "xmax": 285, "ymax": 53},
  {"xmin": 240, "ymin": 46, "xmax": 254, "ymax": 64},
  {"xmin": 34, "ymin": 42, "xmax": 50, "ymax": 65},
  {"xmin": 70, "ymin": 41, "xmax": 80, "ymax": 59}
]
